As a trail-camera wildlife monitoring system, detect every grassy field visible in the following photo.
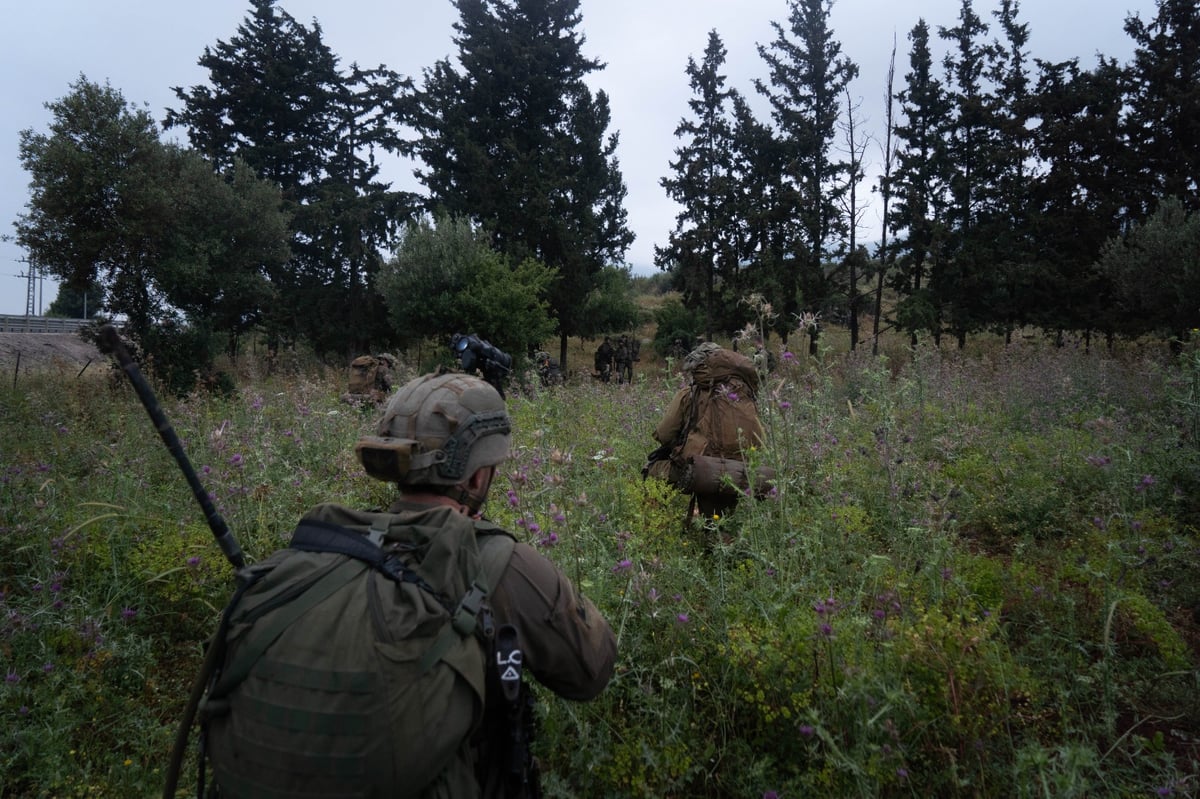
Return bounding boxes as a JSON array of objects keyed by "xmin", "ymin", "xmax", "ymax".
[{"xmin": 1, "ymin": 331, "xmax": 1198, "ymax": 797}]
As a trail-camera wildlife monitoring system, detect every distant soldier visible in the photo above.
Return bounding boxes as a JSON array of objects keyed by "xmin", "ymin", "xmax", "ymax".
[
  {"xmin": 375, "ymin": 354, "xmax": 396, "ymax": 393},
  {"xmin": 594, "ymin": 336, "xmax": 614, "ymax": 383},
  {"xmin": 535, "ymin": 350, "xmax": 564, "ymax": 386},
  {"xmin": 615, "ymin": 335, "xmax": 633, "ymax": 384},
  {"xmin": 643, "ymin": 343, "xmax": 771, "ymax": 524},
  {"xmin": 342, "ymin": 354, "xmax": 394, "ymax": 406}
]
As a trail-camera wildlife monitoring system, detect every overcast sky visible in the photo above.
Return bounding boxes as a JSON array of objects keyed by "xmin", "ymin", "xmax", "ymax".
[{"xmin": 0, "ymin": 0, "xmax": 1157, "ymax": 316}]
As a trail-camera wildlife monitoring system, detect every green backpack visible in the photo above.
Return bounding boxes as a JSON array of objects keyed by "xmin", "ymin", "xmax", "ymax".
[{"xmin": 188, "ymin": 502, "xmax": 516, "ymax": 799}]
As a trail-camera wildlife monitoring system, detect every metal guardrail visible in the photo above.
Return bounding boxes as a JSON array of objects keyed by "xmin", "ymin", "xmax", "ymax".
[{"xmin": 0, "ymin": 314, "xmax": 90, "ymax": 334}]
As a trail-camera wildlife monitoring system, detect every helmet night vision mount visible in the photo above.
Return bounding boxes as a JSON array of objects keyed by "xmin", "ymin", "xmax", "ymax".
[{"xmin": 451, "ymin": 333, "xmax": 512, "ymax": 397}]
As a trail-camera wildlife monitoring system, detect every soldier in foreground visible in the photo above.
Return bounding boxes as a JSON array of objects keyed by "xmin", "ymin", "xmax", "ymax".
[{"xmin": 203, "ymin": 372, "xmax": 617, "ymax": 798}]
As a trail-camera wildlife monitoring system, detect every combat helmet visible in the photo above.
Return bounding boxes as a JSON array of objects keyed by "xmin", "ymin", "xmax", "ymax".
[{"xmin": 355, "ymin": 373, "xmax": 511, "ymax": 487}]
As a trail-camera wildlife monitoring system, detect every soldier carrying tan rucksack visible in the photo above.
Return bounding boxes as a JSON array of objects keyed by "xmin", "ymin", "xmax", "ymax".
[
  {"xmin": 643, "ymin": 342, "xmax": 773, "ymax": 523},
  {"xmin": 343, "ymin": 353, "xmax": 395, "ymax": 405}
]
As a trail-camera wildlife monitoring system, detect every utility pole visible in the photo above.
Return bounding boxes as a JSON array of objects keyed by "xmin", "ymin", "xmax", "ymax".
[{"xmin": 20, "ymin": 258, "xmax": 36, "ymax": 317}]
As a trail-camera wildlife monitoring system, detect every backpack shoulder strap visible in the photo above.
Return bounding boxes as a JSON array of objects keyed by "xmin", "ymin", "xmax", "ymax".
[
  {"xmin": 416, "ymin": 526, "xmax": 516, "ymax": 674},
  {"xmin": 291, "ymin": 518, "xmax": 447, "ymax": 602}
]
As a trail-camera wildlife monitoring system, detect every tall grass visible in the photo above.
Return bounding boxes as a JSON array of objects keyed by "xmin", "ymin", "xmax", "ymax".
[{"xmin": 1, "ymin": 338, "xmax": 1197, "ymax": 798}]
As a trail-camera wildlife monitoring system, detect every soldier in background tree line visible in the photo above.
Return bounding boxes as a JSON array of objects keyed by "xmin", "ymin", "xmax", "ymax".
[
  {"xmin": 342, "ymin": 353, "xmax": 395, "ymax": 406},
  {"xmin": 614, "ymin": 335, "xmax": 631, "ymax": 384},
  {"xmin": 594, "ymin": 336, "xmax": 614, "ymax": 382}
]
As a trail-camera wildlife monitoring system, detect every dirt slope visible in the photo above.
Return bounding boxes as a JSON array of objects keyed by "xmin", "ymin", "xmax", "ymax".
[{"xmin": 0, "ymin": 332, "xmax": 104, "ymax": 372}]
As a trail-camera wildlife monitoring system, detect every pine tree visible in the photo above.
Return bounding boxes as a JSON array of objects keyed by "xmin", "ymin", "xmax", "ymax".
[
  {"xmin": 985, "ymin": 0, "xmax": 1036, "ymax": 341},
  {"xmin": 166, "ymin": 0, "xmax": 413, "ymax": 355},
  {"xmin": 889, "ymin": 19, "xmax": 953, "ymax": 345},
  {"xmin": 937, "ymin": 0, "xmax": 1001, "ymax": 347},
  {"xmin": 410, "ymin": 0, "xmax": 632, "ymax": 370},
  {"xmin": 755, "ymin": 0, "xmax": 858, "ymax": 354},
  {"xmin": 1029, "ymin": 57, "xmax": 1126, "ymax": 346},
  {"xmin": 1122, "ymin": 0, "xmax": 1200, "ymax": 216},
  {"xmin": 658, "ymin": 30, "xmax": 744, "ymax": 339}
]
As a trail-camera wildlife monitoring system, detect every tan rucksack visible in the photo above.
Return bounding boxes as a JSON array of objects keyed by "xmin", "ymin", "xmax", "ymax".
[
  {"xmin": 348, "ymin": 355, "xmax": 379, "ymax": 394},
  {"xmin": 645, "ymin": 347, "xmax": 769, "ymax": 496}
]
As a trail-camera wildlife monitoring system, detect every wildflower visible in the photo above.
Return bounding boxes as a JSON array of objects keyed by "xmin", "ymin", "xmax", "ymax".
[
  {"xmin": 186, "ymin": 555, "xmax": 201, "ymax": 568},
  {"xmin": 896, "ymin": 768, "xmax": 909, "ymax": 779},
  {"xmin": 763, "ymin": 792, "xmax": 779, "ymax": 799},
  {"xmin": 819, "ymin": 623, "xmax": 834, "ymax": 638},
  {"xmin": 676, "ymin": 613, "xmax": 689, "ymax": 625},
  {"xmin": 120, "ymin": 607, "xmax": 137, "ymax": 621},
  {"xmin": 42, "ymin": 662, "xmax": 54, "ymax": 673},
  {"xmin": 230, "ymin": 453, "xmax": 244, "ymax": 467},
  {"xmin": 1135, "ymin": 474, "xmax": 1156, "ymax": 493},
  {"xmin": 782, "ymin": 351, "xmax": 796, "ymax": 363},
  {"xmin": 799, "ymin": 724, "xmax": 815, "ymax": 737},
  {"xmin": 612, "ymin": 559, "xmax": 633, "ymax": 574},
  {"xmin": 779, "ymin": 400, "xmax": 792, "ymax": 410},
  {"xmin": 6, "ymin": 670, "xmax": 19, "ymax": 684}
]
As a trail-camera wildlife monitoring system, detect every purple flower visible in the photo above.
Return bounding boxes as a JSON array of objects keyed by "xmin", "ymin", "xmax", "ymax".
[
  {"xmin": 799, "ymin": 724, "xmax": 815, "ymax": 737},
  {"xmin": 763, "ymin": 792, "xmax": 779, "ymax": 799},
  {"xmin": 896, "ymin": 767, "xmax": 909, "ymax": 779},
  {"xmin": 612, "ymin": 559, "xmax": 633, "ymax": 574},
  {"xmin": 120, "ymin": 607, "xmax": 137, "ymax": 621},
  {"xmin": 186, "ymin": 556, "xmax": 201, "ymax": 568},
  {"xmin": 5, "ymin": 670, "xmax": 19, "ymax": 684},
  {"xmin": 230, "ymin": 454, "xmax": 243, "ymax": 467},
  {"xmin": 42, "ymin": 662, "xmax": 54, "ymax": 673},
  {"xmin": 676, "ymin": 613, "xmax": 689, "ymax": 625}
]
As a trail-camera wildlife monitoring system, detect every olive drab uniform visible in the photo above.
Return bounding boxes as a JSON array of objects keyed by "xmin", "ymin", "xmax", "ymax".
[
  {"xmin": 645, "ymin": 344, "xmax": 769, "ymax": 520},
  {"xmin": 594, "ymin": 338, "xmax": 614, "ymax": 383},
  {"xmin": 614, "ymin": 335, "xmax": 633, "ymax": 384}
]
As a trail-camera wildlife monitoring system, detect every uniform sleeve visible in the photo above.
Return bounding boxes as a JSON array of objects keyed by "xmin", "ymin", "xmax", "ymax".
[{"xmin": 489, "ymin": 542, "xmax": 617, "ymax": 701}]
